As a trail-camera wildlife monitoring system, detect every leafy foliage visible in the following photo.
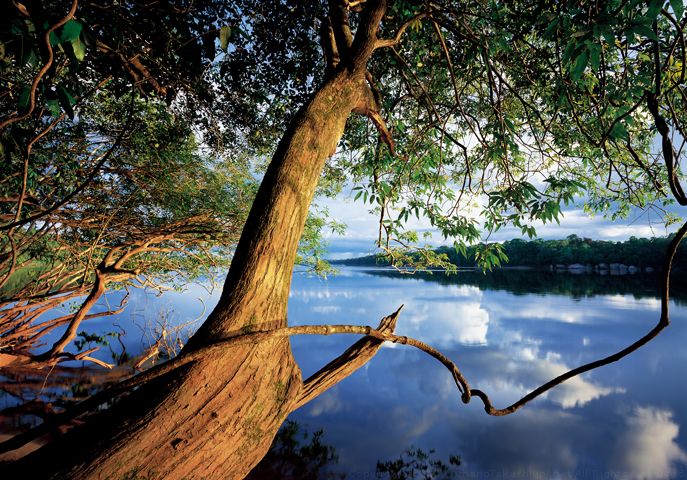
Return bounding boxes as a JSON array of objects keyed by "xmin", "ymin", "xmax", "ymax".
[
  {"xmin": 0, "ymin": 1, "xmax": 341, "ymax": 361},
  {"xmin": 247, "ymin": 421, "xmax": 462, "ymax": 480},
  {"xmin": 3, "ymin": 0, "xmax": 687, "ymax": 359},
  {"xmin": 331, "ymin": 0, "xmax": 687, "ymax": 269},
  {"xmin": 74, "ymin": 330, "xmax": 117, "ymax": 352}
]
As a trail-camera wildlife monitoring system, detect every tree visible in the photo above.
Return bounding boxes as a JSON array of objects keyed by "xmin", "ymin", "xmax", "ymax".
[
  {"xmin": 0, "ymin": 1, "xmax": 337, "ymax": 367},
  {"xmin": 2, "ymin": 0, "xmax": 687, "ymax": 479},
  {"xmin": 0, "ymin": 88, "xmax": 257, "ymax": 368}
]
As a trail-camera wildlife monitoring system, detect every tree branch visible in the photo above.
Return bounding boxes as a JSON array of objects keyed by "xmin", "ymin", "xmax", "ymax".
[
  {"xmin": 293, "ymin": 305, "xmax": 403, "ymax": 410},
  {"xmin": 375, "ymin": 12, "xmax": 432, "ymax": 49},
  {"xmin": 5, "ymin": 221, "xmax": 685, "ymax": 457},
  {"xmin": 0, "ymin": 0, "xmax": 79, "ymax": 132},
  {"xmin": 0, "ymin": 92, "xmax": 138, "ymax": 231}
]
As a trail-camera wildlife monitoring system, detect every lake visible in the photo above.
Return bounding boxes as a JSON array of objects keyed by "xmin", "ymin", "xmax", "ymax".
[
  {"xmin": 2, "ymin": 267, "xmax": 687, "ymax": 477},
  {"xmin": 285, "ymin": 268, "xmax": 687, "ymax": 478}
]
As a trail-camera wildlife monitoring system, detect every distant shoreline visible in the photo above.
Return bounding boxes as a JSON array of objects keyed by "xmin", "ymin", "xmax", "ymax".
[{"xmin": 326, "ymin": 234, "xmax": 686, "ymax": 271}]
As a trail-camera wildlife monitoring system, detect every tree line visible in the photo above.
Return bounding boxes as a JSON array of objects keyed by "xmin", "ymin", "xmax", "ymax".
[{"xmin": 332, "ymin": 234, "xmax": 687, "ymax": 270}]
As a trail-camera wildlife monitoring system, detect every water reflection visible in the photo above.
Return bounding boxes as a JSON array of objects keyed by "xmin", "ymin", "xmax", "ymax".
[
  {"xmin": 612, "ymin": 406, "xmax": 687, "ymax": 478},
  {"xmin": 287, "ymin": 267, "xmax": 687, "ymax": 477},
  {"xmin": 2, "ymin": 267, "xmax": 686, "ymax": 476}
]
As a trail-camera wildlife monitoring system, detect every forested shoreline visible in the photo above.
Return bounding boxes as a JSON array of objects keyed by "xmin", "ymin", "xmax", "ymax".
[{"xmin": 330, "ymin": 234, "xmax": 687, "ymax": 270}]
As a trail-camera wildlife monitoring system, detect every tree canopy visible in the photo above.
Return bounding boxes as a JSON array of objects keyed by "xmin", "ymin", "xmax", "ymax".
[
  {"xmin": 2, "ymin": 0, "xmax": 687, "ymax": 478},
  {"xmin": 0, "ymin": 0, "xmax": 339, "ymax": 366}
]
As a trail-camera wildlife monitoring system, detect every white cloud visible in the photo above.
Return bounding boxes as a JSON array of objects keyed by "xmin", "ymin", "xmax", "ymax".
[
  {"xmin": 537, "ymin": 358, "xmax": 625, "ymax": 409},
  {"xmin": 473, "ymin": 348, "xmax": 625, "ymax": 410},
  {"xmin": 402, "ymin": 285, "xmax": 490, "ymax": 346},
  {"xmin": 319, "ymin": 185, "xmax": 682, "ymax": 256},
  {"xmin": 610, "ymin": 406, "xmax": 687, "ymax": 478},
  {"xmin": 308, "ymin": 386, "xmax": 345, "ymax": 417},
  {"xmin": 312, "ymin": 306, "xmax": 341, "ymax": 314}
]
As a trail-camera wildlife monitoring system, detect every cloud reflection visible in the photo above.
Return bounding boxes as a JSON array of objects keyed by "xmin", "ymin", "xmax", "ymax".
[
  {"xmin": 307, "ymin": 386, "xmax": 346, "ymax": 417},
  {"xmin": 610, "ymin": 406, "xmax": 687, "ymax": 479},
  {"xmin": 537, "ymin": 354, "xmax": 626, "ymax": 408},
  {"xmin": 473, "ymin": 349, "xmax": 625, "ymax": 409}
]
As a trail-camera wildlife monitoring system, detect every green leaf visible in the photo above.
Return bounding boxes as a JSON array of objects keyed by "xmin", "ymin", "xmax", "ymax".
[
  {"xmin": 220, "ymin": 26, "xmax": 231, "ymax": 53},
  {"xmin": 45, "ymin": 88, "xmax": 61, "ymax": 118},
  {"xmin": 51, "ymin": 19, "xmax": 82, "ymax": 46},
  {"xmin": 611, "ymin": 121, "xmax": 629, "ymax": 140},
  {"xmin": 590, "ymin": 47, "xmax": 600, "ymax": 73},
  {"xmin": 561, "ymin": 40, "xmax": 577, "ymax": 66},
  {"xmin": 535, "ymin": 12, "xmax": 557, "ymax": 26},
  {"xmin": 46, "ymin": 98, "xmax": 61, "ymax": 118},
  {"xmin": 632, "ymin": 25, "xmax": 659, "ymax": 41},
  {"xmin": 70, "ymin": 36, "xmax": 87, "ymax": 61},
  {"xmin": 602, "ymin": 29, "xmax": 615, "ymax": 46},
  {"xmin": 629, "ymin": 16, "xmax": 653, "ymax": 26},
  {"xmin": 571, "ymin": 27, "xmax": 592, "ymax": 38},
  {"xmin": 235, "ymin": 26, "xmax": 250, "ymax": 40},
  {"xmin": 56, "ymin": 84, "xmax": 75, "ymax": 120},
  {"xmin": 542, "ymin": 18, "xmax": 560, "ymax": 40},
  {"xmin": 571, "ymin": 51, "xmax": 589, "ymax": 81},
  {"xmin": 646, "ymin": 0, "xmax": 664, "ymax": 20},
  {"xmin": 670, "ymin": 0, "xmax": 685, "ymax": 20},
  {"xmin": 17, "ymin": 84, "xmax": 32, "ymax": 114},
  {"xmin": 49, "ymin": 30, "xmax": 60, "ymax": 46},
  {"xmin": 20, "ymin": 46, "xmax": 39, "ymax": 68}
]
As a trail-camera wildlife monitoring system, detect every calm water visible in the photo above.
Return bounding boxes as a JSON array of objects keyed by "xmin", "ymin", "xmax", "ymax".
[
  {"xmin": 285, "ymin": 268, "xmax": 687, "ymax": 478},
  {"xmin": 2, "ymin": 267, "xmax": 687, "ymax": 477}
]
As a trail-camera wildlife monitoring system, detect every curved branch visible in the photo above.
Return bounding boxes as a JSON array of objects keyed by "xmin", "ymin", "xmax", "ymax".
[
  {"xmin": 375, "ymin": 12, "xmax": 433, "ymax": 49},
  {"xmin": 647, "ymin": 95, "xmax": 687, "ymax": 206},
  {"xmin": 0, "ymin": 0, "xmax": 79, "ymax": 131},
  {"xmin": 4, "ymin": 220, "xmax": 685, "ymax": 456},
  {"xmin": 472, "ymin": 220, "xmax": 687, "ymax": 415}
]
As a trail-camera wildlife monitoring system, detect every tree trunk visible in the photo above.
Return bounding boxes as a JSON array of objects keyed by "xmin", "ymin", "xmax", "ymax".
[{"xmin": 1, "ymin": 3, "xmax": 388, "ymax": 477}]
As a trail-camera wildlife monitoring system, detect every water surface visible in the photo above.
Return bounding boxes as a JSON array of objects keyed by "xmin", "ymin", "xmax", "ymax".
[
  {"xmin": 2, "ymin": 267, "xmax": 686, "ymax": 477},
  {"xmin": 285, "ymin": 268, "xmax": 687, "ymax": 478}
]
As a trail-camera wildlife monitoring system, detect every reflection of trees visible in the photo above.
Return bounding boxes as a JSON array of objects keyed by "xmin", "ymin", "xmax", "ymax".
[
  {"xmin": 363, "ymin": 268, "xmax": 687, "ymax": 305},
  {"xmin": 246, "ymin": 420, "xmax": 461, "ymax": 480},
  {"xmin": 0, "ymin": 362, "xmax": 134, "ymax": 461},
  {"xmin": 245, "ymin": 420, "xmax": 342, "ymax": 480}
]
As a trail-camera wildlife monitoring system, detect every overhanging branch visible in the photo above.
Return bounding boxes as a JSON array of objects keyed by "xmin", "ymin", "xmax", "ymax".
[{"xmin": 3, "ymin": 221, "xmax": 685, "ymax": 455}]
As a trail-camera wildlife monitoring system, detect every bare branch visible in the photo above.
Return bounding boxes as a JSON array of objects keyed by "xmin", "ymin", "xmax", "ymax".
[
  {"xmin": 375, "ymin": 12, "xmax": 432, "ymax": 49},
  {"xmin": 294, "ymin": 305, "xmax": 403, "ymax": 409},
  {"xmin": 0, "ymin": 92, "xmax": 138, "ymax": 231}
]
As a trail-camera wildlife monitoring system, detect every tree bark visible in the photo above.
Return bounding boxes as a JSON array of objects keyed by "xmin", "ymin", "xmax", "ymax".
[{"xmin": 2, "ymin": 2, "xmax": 389, "ymax": 478}]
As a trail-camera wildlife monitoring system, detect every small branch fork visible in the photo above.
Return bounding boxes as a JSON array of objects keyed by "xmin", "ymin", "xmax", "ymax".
[{"xmin": 2, "ymin": 222, "xmax": 685, "ymax": 456}]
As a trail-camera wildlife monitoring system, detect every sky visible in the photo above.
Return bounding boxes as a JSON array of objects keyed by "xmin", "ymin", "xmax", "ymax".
[{"xmin": 317, "ymin": 187, "xmax": 683, "ymax": 260}]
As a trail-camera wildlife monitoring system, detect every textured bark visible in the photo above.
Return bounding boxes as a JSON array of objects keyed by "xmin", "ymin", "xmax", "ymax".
[{"xmin": 1, "ymin": 2, "xmax": 390, "ymax": 478}]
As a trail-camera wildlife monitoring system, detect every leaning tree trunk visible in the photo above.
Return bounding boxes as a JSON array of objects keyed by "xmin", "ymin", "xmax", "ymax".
[{"xmin": 2, "ymin": 4, "xmax": 389, "ymax": 479}]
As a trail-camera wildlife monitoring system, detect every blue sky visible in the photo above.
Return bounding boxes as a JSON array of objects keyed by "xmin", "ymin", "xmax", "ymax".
[{"xmin": 318, "ymin": 188, "xmax": 683, "ymax": 259}]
